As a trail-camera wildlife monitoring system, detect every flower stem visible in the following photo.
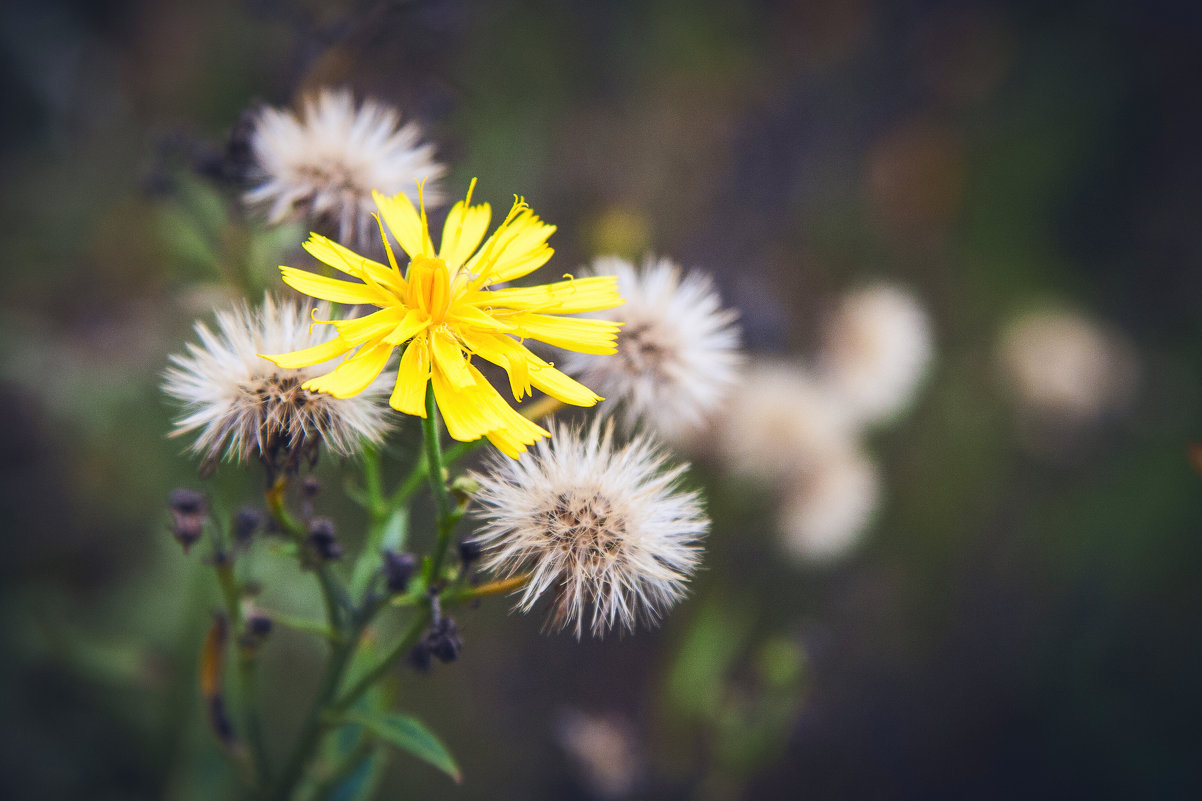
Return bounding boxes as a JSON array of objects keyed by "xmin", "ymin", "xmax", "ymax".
[
  {"xmin": 422, "ymin": 383, "xmax": 456, "ymax": 584},
  {"xmin": 266, "ymin": 477, "xmax": 346, "ymax": 633},
  {"xmin": 330, "ymin": 605, "xmax": 432, "ymax": 716},
  {"xmin": 442, "ymin": 572, "xmax": 532, "ymax": 604},
  {"xmin": 214, "ymin": 559, "xmax": 272, "ymax": 789},
  {"xmin": 268, "ymin": 632, "xmax": 359, "ymax": 801}
]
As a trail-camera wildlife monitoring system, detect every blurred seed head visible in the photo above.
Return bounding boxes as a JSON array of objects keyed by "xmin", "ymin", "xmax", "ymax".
[
  {"xmin": 998, "ymin": 307, "xmax": 1138, "ymax": 427},
  {"xmin": 817, "ymin": 283, "xmax": 934, "ymax": 426},
  {"xmin": 565, "ymin": 255, "xmax": 743, "ymax": 444},
  {"xmin": 555, "ymin": 709, "xmax": 641, "ymax": 799},
  {"xmin": 470, "ymin": 418, "xmax": 707, "ymax": 639},
  {"xmin": 243, "ymin": 87, "xmax": 446, "ymax": 248},
  {"xmin": 162, "ymin": 295, "xmax": 392, "ymax": 477},
  {"xmin": 714, "ymin": 359, "xmax": 857, "ymax": 484},
  {"xmin": 777, "ymin": 444, "xmax": 881, "ymax": 563}
]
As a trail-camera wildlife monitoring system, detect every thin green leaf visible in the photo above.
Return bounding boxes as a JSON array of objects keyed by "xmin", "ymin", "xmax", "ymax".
[{"xmin": 340, "ymin": 710, "xmax": 461, "ymax": 783}]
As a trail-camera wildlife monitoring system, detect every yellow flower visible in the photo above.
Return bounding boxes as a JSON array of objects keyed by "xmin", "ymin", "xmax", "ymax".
[{"xmin": 261, "ymin": 180, "xmax": 623, "ymax": 457}]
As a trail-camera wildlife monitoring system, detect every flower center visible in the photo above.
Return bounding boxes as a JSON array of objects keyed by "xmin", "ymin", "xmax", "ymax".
[{"xmin": 406, "ymin": 255, "xmax": 452, "ymax": 323}]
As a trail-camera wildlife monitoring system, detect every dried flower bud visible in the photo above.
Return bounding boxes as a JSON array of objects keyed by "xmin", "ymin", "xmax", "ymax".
[
  {"xmin": 168, "ymin": 488, "xmax": 208, "ymax": 552},
  {"xmin": 383, "ymin": 551, "xmax": 417, "ymax": 594},
  {"xmin": 169, "ymin": 488, "xmax": 208, "ymax": 516},
  {"xmin": 457, "ymin": 538, "xmax": 482, "ymax": 567},
  {"xmin": 409, "ymin": 617, "xmax": 463, "ymax": 671},
  {"xmin": 301, "ymin": 476, "xmax": 322, "ymax": 500},
  {"xmin": 307, "ymin": 517, "xmax": 342, "ymax": 560},
  {"xmin": 233, "ymin": 508, "xmax": 263, "ymax": 544}
]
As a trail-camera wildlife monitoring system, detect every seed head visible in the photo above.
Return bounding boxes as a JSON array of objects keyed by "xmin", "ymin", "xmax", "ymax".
[
  {"xmin": 470, "ymin": 419, "xmax": 707, "ymax": 638},
  {"xmin": 162, "ymin": 295, "xmax": 392, "ymax": 477},
  {"xmin": 565, "ymin": 256, "xmax": 742, "ymax": 443}
]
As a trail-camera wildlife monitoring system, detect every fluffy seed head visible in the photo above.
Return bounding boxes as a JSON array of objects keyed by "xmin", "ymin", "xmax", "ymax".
[
  {"xmin": 998, "ymin": 307, "xmax": 1137, "ymax": 424},
  {"xmin": 818, "ymin": 283, "xmax": 934, "ymax": 425},
  {"xmin": 777, "ymin": 444, "xmax": 881, "ymax": 563},
  {"xmin": 470, "ymin": 419, "xmax": 707, "ymax": 638},
  {"xmin": 714, "ymin": 359, "xmax": 858, "ymax": 484},
  {"xmin": 244, "ymin": 88, "xmax": 446, "ymax": 247},
  {"xmin": 162, "ymin": 295, "xmax": 391, "ymax": 476},
  {"xmin": 564, "ymin": 255, "xmax": 742, "ymax": 443}
]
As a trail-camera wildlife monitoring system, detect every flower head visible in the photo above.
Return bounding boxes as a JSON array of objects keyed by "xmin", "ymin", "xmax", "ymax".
[
  {"xmin": 714, "ymin": 359, "xmax": 857, "ymax": 484},
  {"xmin": 564, "ymin": 255, "xmax": 742, "ymax": 442},
  {"xmin": 244, "ymin": 88, "xmax": 446, "ymax": 247},
  {"xmin": 163, "ymin": 295, "xmax": 391, "ymax": 476},
  {"xmin": 469, "ymin": 419, "xmax": 707, "ymax": 638},
  {"xmin": 777, "ymin": 444, "xmax": 880, "ymax": 563},
  {"xmin": 262, "ymin": 181, "xmax": 624, "ymax": 457},
  {"xmin": 817, "ymin": 283, "xmax": 933, "ymax": 425}
]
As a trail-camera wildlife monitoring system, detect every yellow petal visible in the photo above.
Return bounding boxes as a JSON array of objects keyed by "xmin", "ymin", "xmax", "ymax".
[
  {"xmin": 475, "ymin": 275, "xmax": 623, "ymax": 314},
  {"xmin": 302, "ymin": 234, "xmax": 398, "ymax": 287},
  {"xmin": 439, "ymin": 199, "xmax": 492, "ymax": 271},
  {"xmin": 431, "ymin": 368, "xmax": 494, "ymax": 442},
  {"xmin": 331, "ymin": 307, "xmax": 411, "ymax": 346},
  {"xmin": 281, "ymin": 267, "xmax": 391, "ymax": 305},
  {"xmin": 259, "ymin": 335, "xmax": 350, "ymax": 369},
  {"xmin": 526, "ymin": 356, "xmax": 602, "ymax": 407},
  {"xmin": 381, "ymin": 308, "xmax": 429, "ymax": 345},
  {"xmin": 390, "ymin": 338, "xmax": 429, "ymax": 415},
  {"xmin": 429, "ymin": 330, "xmax": 473, "ymax": 390},
  {"xmin": 465, "ymin": 207, "xmax": 556, "ymax": 286},
  {"xmin": 462, "ymin": 332, "xmax": 532, "ymax": 400},
  {"xmin": 303, "ymin": 343, "xmax": 393, "ymax": 398},
  {"xmin": 445, "ymin": 301, "xmax": 514, "ymax": 334},
  {"xmin": 513, "ymin": 314, "xmax": 621, "ymax": 354},
  {"xmin": 374, "ymin": 190, "xmax": 431, "ymax": 259}
]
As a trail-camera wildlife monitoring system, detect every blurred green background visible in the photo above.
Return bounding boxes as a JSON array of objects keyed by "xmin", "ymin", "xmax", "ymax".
[{"xmin": 3, "ymin": 0, "xmax": 1201, "ymax": 799}]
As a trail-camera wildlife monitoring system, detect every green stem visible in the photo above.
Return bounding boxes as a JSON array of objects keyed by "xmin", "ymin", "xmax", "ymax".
[
  {"xmin": 214, "ymin": 560, "xmax": 272, "ymax": 790},
  {"xmin": 330, "ymin": 606, "xmax": 432, "ymax": 716},
  {"xmin": 269, "ymin": 634, "xmax": 359, "ymax": 801},
  {"xmin": 311, "ymin": 737, "xmax": 376, "ymax": 801},
  {"xmin": 422, "ymin": 384, "xmax": 457, "ymax": 584},
  {"xmin": 266, "ymin": 479, "xmax": 347, "ymax": 634}
]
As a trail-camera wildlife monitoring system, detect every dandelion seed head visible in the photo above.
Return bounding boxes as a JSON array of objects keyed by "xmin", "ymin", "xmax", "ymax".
[
  {"xmin": 162, "ymin": 295, "xmax": 391, "ymax": 476},
  {"xmin": 715, "ymin": 359, "xmax": 857, "ymax": 484},
  {"xmin": 470, "ymin": 419, "xmax": 707, "ymax": 638},
  {"xmin": 999, "ymin": 307, "xmax": 1137, "ymax": 424},
  {"xmin": 564, "ymin": 255, "xmax": 742, "ymax": 443},
  {"xmin": 818, "ymin": 283, "xmax": 934, "ymax": 425},
  {"xmin": 244, "ymin": 88, "xmax": 446, "ymax": 247},
  {"xmin": 777, "ymin": 444, "xmax": 881, "ymax": 563}
]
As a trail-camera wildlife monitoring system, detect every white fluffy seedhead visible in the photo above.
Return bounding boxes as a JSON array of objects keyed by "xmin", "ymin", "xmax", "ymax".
[
  {"xmin": 244, "ymin": 87, "xmax": 446, "ymax": 248},
  {"xmin": 162, "ymin": 295, "xmax": 392, "ymax": 476},
  {"xmin": 777, "ymin": 444, "xmax": 881, "ymax": 563},
  {"xmin": 564, "ymin": 255, "xmax": 742, "ymax": 443},
  {"xmin": 818, "ymin": 283, "xmax": 934, "ymax": 426},
  {"xmin": 469, "ymin": 418, "xmax": 707, "ymax": 638}
]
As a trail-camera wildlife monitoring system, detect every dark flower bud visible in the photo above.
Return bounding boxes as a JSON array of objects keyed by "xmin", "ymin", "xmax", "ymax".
[
  {"xmin": 383, "ymin": 551, "xmax": 417, "ymax": 594},
  {"xmin": 168, "ymin": 488, "xmax": 208, "ymax": 553},
  {"xmin": 233, "ymin": 508, "xmax": 263, "ymax": 544},
  {"xmin": 409, "ymin": 641, "xmax": 433, "ymax": 673},
  {"xmin": 428, "ymin": 617, "xmax": 462, "ymax": 663},
  {"xmin": 169, "ymin": 488, "xmax": 207, "ymax": 516},
  {"xmin": 301, "ymin": 476, "xmax": 322, "ymax": 500},
  {"xmin": 247, "ymin": 615, "xmax": 273, "ymax": 637},
  {"xmin": 307, "ymin": 517, "xmax": 342, "ymax": 560},
  {"xmin": 457, "ymin": 538, "xmax": 482, "ymax": 567},
  {"xmin": 238, "ymin": 613, "xmax": 273, "ymax": 651}
]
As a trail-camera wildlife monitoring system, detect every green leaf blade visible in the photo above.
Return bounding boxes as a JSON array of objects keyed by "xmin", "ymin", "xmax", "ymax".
[{"xmin": 341, "ymin": 710, "xmax": 461, "ymax": 784}]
